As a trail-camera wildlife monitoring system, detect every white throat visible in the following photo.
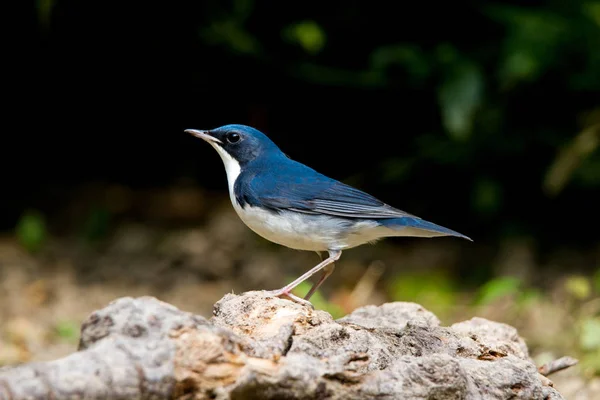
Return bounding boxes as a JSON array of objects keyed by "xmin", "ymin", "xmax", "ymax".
[{"xmin": 209, "ymin": 142, "xmax": 241, "ymax": 197}]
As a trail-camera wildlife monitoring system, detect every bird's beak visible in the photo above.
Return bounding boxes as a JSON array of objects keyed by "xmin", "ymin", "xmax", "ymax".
[{"xmin": 185, "ymin": 129, "xmax": 222, "ymax": 144}]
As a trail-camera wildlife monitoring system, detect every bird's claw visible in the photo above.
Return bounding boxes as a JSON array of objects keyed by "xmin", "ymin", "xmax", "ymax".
[{"xmin": 263, "ymin": 289, "xmax": 314, "ymax": 308}]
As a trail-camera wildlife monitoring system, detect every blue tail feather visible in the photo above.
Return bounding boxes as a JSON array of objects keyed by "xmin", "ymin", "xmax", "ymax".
[{"xmin": 380, "ymin": 217, "xmax": 472, "ymax": 241}]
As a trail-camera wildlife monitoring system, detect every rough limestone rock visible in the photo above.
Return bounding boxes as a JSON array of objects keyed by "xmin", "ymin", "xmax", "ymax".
[{"xmin": 0, "ymin": 291, "xmax": 565, "ymax": 399}]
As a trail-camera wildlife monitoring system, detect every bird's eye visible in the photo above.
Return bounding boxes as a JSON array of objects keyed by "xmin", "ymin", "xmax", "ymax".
[{"xmin": 226, "ymin": 132, "xmax": 241, "ymax": 144}]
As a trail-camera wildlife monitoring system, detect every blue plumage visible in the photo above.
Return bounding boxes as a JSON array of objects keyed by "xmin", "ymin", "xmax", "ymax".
[
  {"xmin": 186, "ymin": 124, "xmax": 471, "ymax": 305},
  {"xmin": 235, "ymin": 155, "xmax": 413, "ymax": 217},
  {"xmin": 379, "ymin": 217, "xmax": 470, "ymax": 239}
]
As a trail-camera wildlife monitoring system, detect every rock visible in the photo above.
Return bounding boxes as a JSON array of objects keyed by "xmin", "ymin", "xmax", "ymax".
[
  {"xmin": 338, "ymin": 301, "xmax": 440, "ymax": 329},
  {"xmin": 0, "ymin": 291, "xmax": 566, "ymax": 399}
]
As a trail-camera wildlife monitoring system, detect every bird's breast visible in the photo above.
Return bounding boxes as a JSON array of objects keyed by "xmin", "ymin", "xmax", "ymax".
[{"xmin": 230, "ymin": 199, "xmax": 385, "ymax": 252}]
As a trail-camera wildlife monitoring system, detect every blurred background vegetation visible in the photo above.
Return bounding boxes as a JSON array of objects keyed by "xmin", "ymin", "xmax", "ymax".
[{"xmin": 2, "ymin": 0, "xmax": 599, "ymax": 396}]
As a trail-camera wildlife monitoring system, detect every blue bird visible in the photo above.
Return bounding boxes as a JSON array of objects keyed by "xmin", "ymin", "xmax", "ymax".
[{"xmin": 186, "ymin": 124, "xmax": 471, "ymax": 305}]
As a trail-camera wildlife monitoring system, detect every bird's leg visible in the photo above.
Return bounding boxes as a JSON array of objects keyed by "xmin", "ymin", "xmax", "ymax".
[
  {"xmin": 304, "ymin": 263, "xmax": 335, "ymax": 300},
  {"xmin": 265, "ymin": 250, "xmax": 341, "ymax": 306},
  {"xmin": 299, "ymin": 251, "xmax": 330, "ymax": 302}
]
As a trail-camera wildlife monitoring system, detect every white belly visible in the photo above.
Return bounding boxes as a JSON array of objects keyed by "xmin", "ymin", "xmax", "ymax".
[{"xmin": 232, "ymin": 201, "xmax": 387, "ymax": 252}]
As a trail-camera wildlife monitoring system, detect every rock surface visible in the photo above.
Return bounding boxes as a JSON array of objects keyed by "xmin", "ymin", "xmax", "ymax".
[{"xmin": 0, "ymin": 291, "xmax": 565, "ymax": 399}]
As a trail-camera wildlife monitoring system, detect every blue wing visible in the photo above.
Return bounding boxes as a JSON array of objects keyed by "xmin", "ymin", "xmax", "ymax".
[{"xmin": 235, "ymin": 158, "xmax": 414, "ymax": 219}]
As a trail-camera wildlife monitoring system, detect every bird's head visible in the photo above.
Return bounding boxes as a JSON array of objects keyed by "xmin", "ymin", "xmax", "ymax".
[{"xmin": 185, "ymin": 124, "xmax": 281, "ymax": 167}]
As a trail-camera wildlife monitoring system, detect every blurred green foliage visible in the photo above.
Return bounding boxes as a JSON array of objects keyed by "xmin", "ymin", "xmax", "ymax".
[
  {"xmin": 438, "ymin": 59, "xmax": 483, "ymax": 141},
  {"xmin": 15, "ymin": 210, "xmax": 47, "ymax": 253},
  {"xmin": 82, "ymin": 206, "xmax": 111, "ymax": 243},
  {"xmin": 580, "ymin": 318, "xmax": 600, "ymax": 375},
  {"xmin": 53, "ymin": 320, "xmax": 80, "ymax": 344},
  {"xmin": 567, "ymin": 272, "xmax": 600, "ymax": 376},
  {"xmin": 565, "ymin": 275, "xmax": 593, "ymax": 300},
  {"xmin": 387, "ymin": 271, "xmax": 459, "ymax": 319},
  {"xmin": 283, "ymin": 20, "xmax": 326, "ymax": 55},
  {"xmin": 474, "ymin": 276, "xmax": 522, "ymax": 305},
  {"xmin": 580, "ymin": 318, "xmax": 600, "ymax": 351},
  {"xmin": 200, "ymin": 0, "xmax": 260, "ymax": 55}
]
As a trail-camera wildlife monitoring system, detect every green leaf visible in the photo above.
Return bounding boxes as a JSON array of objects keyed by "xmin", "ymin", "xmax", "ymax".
[
  {"xmin": 15, "ymin": 210, "xmax": 47, "ymax": 253},
  {"xmin": 284, "ymin": 20, "xmax": 326, "ymax": 55},
  {"xmin": 475, "ymin": 276, "xmax": 521, "ymax": 305},
  {"xmin": 438, "ymin": 62, "xmax": 484, "ymax": 141}
]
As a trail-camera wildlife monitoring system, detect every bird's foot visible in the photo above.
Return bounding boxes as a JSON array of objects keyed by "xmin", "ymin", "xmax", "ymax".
[{"xmin": 263, "ymin": 289, "xmax": 314, "ymax": 308}]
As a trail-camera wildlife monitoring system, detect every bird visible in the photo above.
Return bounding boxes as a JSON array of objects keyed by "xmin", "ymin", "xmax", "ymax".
[{"xmin": 185, "ymin": 124, "xmax": 471, "ymax": 305}]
